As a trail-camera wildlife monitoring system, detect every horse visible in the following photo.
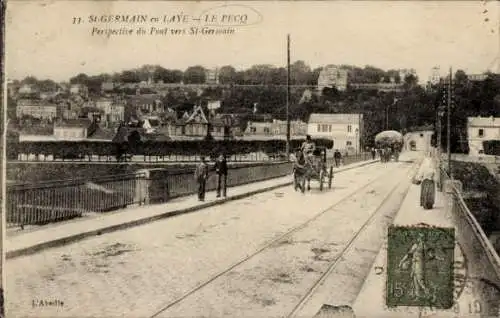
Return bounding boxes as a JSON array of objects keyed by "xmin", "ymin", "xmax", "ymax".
[
  {"xmin": 292, "ymin": 150, "xmax": 306, "ymax": 192},
  {"xmin": 293, "ymin": 150, "xmax": 316, "ymax": 192}
]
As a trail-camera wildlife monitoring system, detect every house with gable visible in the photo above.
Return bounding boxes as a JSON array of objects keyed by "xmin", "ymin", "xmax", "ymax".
[{"xmin": 183, "ymin": 105, "xmax": 209, "ymax": 136}]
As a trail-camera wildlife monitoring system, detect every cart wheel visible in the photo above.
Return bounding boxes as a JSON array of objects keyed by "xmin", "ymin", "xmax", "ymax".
[
  {"xmin": 319, "ymin": 170, "xmax": 324, "ymax": 191},
  {"xmin": 328, "ymin": 166, "xmax": 333, "ymax": 189}
]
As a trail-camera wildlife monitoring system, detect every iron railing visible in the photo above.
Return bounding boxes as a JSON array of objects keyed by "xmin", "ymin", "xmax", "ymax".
[
  {"xmin": 6, "ymin": 154, "xmax": 373, "ymax": 229},
  {"xmin": 6, "ymin": 173, "xmax": 147, "ymax": 228},
  {"xmin": 440, "ymin": 167, "xmax": 500, "ymax": 314}
]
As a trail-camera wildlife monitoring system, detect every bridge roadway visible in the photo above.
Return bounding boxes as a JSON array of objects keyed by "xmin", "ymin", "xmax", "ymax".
[{"xmin": 7, "ymin": 153, "xmax": 419, "ymax": 317}]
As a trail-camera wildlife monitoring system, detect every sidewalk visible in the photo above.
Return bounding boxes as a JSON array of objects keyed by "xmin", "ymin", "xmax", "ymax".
[
  {"xmin": 352, "ymin": 179, "xmax": 481, "ymax": 317},
  {"xmin": 6, "ymin": 159, "xmax": 377, "ymax": 259}
]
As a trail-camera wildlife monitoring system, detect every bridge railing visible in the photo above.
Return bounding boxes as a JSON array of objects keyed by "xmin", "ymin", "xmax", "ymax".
[
  {"xmin": 6, "ymin": 161, "xmax": 292, "ymax": 229},
  {"xmin": 440, "ymin": 167, "xmax": 500, "ymax": 313},
  {"xmin": 6, "ymin": 153, "xmax": 374, "ymax": 229}
]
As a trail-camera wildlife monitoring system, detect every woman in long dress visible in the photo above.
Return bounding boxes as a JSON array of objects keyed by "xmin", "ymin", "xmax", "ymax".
[{"xmin": 417, "ymin": 156, "xmax": 436, "ymax": 209}]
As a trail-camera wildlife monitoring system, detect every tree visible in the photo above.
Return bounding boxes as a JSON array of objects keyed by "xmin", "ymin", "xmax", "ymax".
[
  {"xmin": 120, "ymin": 70, "xmax": 139, "ymax": 83},
  {"xmin": 218, "ymin": 65, "xmax": 237, "ymax": 84},
  {"xmin": 69, "ymin": 73, "xmax": 89, "ymax": 85},
  {"xmin": 290, "ymin": 60, "xmax": 312, "ymax": 85},
  {"xmin": 21, "ymin": 76, "xmax": 38, "ymax": 85},
  {"xmin": 403, "ymin": 74, "xmax": 418, "ymax": 88},
  {"xmin": 184, "ymin": 66, "xmax": 207, "ymax": 84}
]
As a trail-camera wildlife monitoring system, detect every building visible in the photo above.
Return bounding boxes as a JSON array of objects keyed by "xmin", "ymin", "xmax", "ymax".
[
  {"xmin": 317, "ymin": 65, "xmax": 349, "ymax": 92},
  {"xmin": 245, "ymin": 121, "xmax": 272, "ymax": 135},
  {"xmin": 128, "ymin": 95, "xmax": 164, "ymax": 114},
  {"xmin": 16, "ymin": 99, "xmax": 59, "ymax": 119},
  {"xmin": 205, "ymin": 68, "xmax": 220, "ymax": 84},
  {"xmin": 53, "ymin": 118, "xmax": 97, "ymax": 140},
  {"xmin": 101, "ymin": 82, "xmax": 115, "ymax": 92},
  {"xmin": 307, "ymin": 113, "xmax": 364, "ymax": 154},
  {"xmin": 404, "ymin": 130, "xmax": 434, "ymax": 152},
  {"xmin": 468, "ymin": 74, "xmax": 489, "ymax": 82},
  {"xmin": 7, "ymin": 82, "xmax": 20, "ymax": 97},
  {"xmin": 349, "ymin": 83, "xmax": 404, "ymax": 92},
  {"xmin": 18, "ymin": 84, "xmax": 39, "ymax": 95},
  {"xmin": 467, "ymin": 116, "xmax": 500, "ymax": 155},
  {"xmin": 271, "ymin": 119, "xmax": 307, "ymax": 136},
  {"xmin": 429, "ymin": 67, "xmax": 441, "ymax": 85},
  {"xmin": 69, "ymin": 84, "xmax": 89, "ymax": 97}
]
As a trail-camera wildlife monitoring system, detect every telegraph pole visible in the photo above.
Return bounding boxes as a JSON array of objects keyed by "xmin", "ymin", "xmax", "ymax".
[
  {"xmin": 447, "ymin": 67, "xmax": 452, "ymax": 178},
  {"xmin": 286, "ymin": 34, "xmax": 291, "ymax": 159}
]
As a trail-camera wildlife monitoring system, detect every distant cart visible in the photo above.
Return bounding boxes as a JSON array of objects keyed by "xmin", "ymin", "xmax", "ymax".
[{"xmin": 375, "ymin": 130, "xmax": 404, "ymax": 162}]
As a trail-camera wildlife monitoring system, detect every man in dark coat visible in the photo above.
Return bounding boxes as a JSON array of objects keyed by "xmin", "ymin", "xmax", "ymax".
[
  {"xmin": 334, "ymin": 149, "xmax": 342, "ymax": 167},
  {"xmin": 194, "ymin": 156, "xmax": 209, "ymax": 201},
  {"xmin": 215, "ymin": 154, "xmax": 228, "ymax": 197}
]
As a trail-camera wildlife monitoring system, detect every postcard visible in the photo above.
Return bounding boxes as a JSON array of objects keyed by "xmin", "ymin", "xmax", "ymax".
[{"xmin": 3, "ymin": 1, "xmax": 500, "ymax": 317}]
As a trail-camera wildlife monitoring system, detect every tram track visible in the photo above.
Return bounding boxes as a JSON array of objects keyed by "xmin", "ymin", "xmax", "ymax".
[
  {"xmin": 285, "ymin": 162, "xmax": 419, "ymax": 318},
  {"xmin": 149, "ymin": 161, "xmax": 419, "ymax": 318}
]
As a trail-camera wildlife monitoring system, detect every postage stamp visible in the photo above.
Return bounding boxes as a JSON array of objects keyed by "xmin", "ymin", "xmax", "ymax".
[{"xmin": 386, "ymin": 225, "xmax": 455, "ymax": 309}]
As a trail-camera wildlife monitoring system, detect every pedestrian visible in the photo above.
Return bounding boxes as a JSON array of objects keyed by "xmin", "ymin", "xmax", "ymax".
[
  {"xmin": 417, "ymin": 156, "xmax": 436, "ymax": 209},
  {"xmin": 194, "ymin": 156, "xmax": 209, "ymax": 201},
  {"xmin": 215, "ymin": 153, "xmax": 228, "ymax": 198},
  {"xmin": 371, "ymin": 147, "xmax": 376, "ymax": 160},
  {"xmin": 334, "ymin": 149, "xmax": 342, "ymax": 167}
]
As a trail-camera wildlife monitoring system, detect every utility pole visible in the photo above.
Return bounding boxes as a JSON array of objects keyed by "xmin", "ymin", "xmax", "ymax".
[
  {"xmin": 447, "ymin": 67, "xmax": 452, "ymax": 178},
  {"xmin": 286, "ymin": 34, "xmax": 291, "ymax": 159}
]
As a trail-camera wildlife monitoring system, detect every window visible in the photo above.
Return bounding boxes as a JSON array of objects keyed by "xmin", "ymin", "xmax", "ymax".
[
  {"xmin": 478, "ymin": 129, "xmax": 484, "ymax": 137},
  {"xmin": 264, "ymin": 127, "xmax": 270, "ymax": 134},
  {"xmin": 317, "ymin": 124, "xmax": 321, "ymax": 132},
  {"xmin": 329, "ymin": 125, "xmax": 332, "ymax": 132},
  {"xmin": 250, "ymin": 127, "xmax": 256, "ymax": 133},
  {"xmin": 420, "ymin": 133, "xmax": 424, "ymax": 137},
  {"xmin": 347, "ymin": 125, "xmax": 352, "ymax": 133},
  {"xmin": 346, "ymin": 141, "xmax": 352, "ymax": 146}
]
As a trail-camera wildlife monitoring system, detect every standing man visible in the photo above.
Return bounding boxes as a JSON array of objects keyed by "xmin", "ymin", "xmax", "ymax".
[
  {"xmin": 215, "ymin": 153, "xmax": 228, "ymax": 198},
  {"xmin": 371, "ymin": 147, "xmax": 376, "ymax": 160},
  {"xmin": 334, "ymin": 149, "xmax": 342, "ymax": 167},
  {"xmin": 301, "ymin": 135, "xmax": 316, "ymax": 165},
  {"xmin": 194, "ymin": 156, "xmax": 209, "ymax": 201}
]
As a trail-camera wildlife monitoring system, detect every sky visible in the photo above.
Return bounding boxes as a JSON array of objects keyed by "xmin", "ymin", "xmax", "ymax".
[{"xmin": 5, "ymin": 1, "xmax": 500, "ymax": 84}]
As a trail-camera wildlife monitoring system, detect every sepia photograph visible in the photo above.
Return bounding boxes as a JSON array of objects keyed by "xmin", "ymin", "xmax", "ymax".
[{"xmin": 3, "ymin": 1, "xmax": 500, "ymax": 317}]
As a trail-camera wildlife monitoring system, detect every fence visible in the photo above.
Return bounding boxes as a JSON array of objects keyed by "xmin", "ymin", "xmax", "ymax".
[
  {"xmin": 6, "ymin": 153, "xmax": 372, "ymax": 229},
  {"xmin": 439, "ymin": 167, "xmax": 500, "ymax": 315}
]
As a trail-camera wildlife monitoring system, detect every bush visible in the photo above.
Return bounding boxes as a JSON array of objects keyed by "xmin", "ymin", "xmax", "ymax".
[
  {"xmin": 483, "ymin": 140, "xmax": 500, "ymax": 156},
  {"xmin": 11, "ymin": 138, "xmax": 335, "ymax": 158}
]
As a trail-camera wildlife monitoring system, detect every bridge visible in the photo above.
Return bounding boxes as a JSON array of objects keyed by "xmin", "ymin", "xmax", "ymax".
[{"xmin": 5, "ymin": 151, "xmax": 500, "ymax": 318}]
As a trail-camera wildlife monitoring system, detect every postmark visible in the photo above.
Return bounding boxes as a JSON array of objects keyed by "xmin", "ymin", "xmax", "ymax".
[{"xmin": 386, "ymin": 225, "xmax": 455, "ymax": 309}]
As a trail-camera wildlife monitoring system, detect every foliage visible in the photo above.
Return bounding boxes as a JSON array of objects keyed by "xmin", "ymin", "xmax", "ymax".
[
  {"xmin": 9, "ymin": 138, "xmax": 334, "ymax": 159},
  {"xmin": 483, "ymin": 140, "xmax": 500, "ymax": 156}
]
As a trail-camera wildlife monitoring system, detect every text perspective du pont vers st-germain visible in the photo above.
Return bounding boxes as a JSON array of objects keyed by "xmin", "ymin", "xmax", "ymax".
[
  {"xmin": 91, "ymin": 26, "xmax": 236, "ymax": 37},
  {"xmin": 85, "ymin": 14, "xmax": 245, "ymax": 36}
]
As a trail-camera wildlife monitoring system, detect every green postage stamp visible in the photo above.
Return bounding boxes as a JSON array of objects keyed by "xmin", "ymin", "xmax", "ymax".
[{"xmin": 386, "ymin": 225, "xmax": 455, "ymax": 309}]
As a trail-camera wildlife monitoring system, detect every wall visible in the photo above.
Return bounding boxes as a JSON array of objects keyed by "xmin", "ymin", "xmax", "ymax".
[{"xmin": 404, "ymin": 131, "xmax": 433, "ymax": 152}]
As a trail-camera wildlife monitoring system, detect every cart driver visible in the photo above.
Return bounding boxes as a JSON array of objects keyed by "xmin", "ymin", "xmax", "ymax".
[{"xmin": 301, "ymin": 135, "xmax": 316, "ymax": 165}]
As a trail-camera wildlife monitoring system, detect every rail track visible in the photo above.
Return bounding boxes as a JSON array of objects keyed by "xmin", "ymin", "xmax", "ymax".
[{"xmin": 149, "ymin": 160, "xmax": 419, "ymax": 318}]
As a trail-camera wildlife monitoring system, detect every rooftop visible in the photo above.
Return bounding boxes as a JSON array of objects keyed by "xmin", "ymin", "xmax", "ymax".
[
  {"xmin": 54, "ymin": 118, "xmax": 93, "ymax": 128},
  {"xmin": 308, "ymin": 113, "xmax": 363, "ymax": 124},
  {"xmin": 467, "ymin": 116, "xmax": 500, "ymax": 127}
]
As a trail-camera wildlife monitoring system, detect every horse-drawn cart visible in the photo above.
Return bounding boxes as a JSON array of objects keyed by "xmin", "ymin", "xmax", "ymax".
[{"xmin": 292, "ymin": 147, "xmax": 334, "ymax": 192}]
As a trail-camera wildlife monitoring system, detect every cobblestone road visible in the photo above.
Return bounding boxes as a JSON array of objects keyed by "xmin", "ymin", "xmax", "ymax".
[{"xmin": 6, "ymin": 156, "xmax": 416, "ymax": 318}]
